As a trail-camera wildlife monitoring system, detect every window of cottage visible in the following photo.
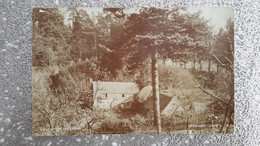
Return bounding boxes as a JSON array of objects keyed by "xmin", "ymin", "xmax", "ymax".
[{"xmin": 122, "ymin": 94, "xmax": 125, "ymax": 97}]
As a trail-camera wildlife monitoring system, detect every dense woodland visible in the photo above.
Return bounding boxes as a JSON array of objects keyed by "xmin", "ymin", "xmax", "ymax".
[{"xmin": 32, "ymin": 8, "xmax": 234, "ymax": 135}]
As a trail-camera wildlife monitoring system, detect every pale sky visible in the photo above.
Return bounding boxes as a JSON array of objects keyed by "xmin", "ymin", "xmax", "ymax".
[
  {"xmin": 187, "ymin": 7, "xmax": 234, "ymax": 33},
  {"xmin": 60, "ymin": 7, "xmax": 234, "ymax": 34}
]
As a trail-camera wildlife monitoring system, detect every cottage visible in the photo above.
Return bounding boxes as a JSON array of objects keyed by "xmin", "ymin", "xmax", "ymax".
[
  {"xmin": 92, "ymin": 81, "xmax": 139, "ymax": 109},
  {"xmin": 116, "ymin": 85, "xmax": 186, "ymax": 118},
  {"xmin": 133, "ymin": 85, "xmax": 186, "ymax": 117}
]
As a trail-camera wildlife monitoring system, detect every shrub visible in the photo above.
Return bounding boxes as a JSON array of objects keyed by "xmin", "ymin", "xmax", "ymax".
[
  {"xmin": 159, "ymin": 65, "xmax": 195, "ymax": 89},
  {"xmin": 99, "ymin": 118, "xmax": 133, "ymax": 134}
]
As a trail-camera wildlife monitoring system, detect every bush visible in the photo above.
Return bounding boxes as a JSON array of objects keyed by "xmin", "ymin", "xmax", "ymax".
[
  {"xmin": 159, "ymin": 65, "xmax": 195, "ymax": 89},
  {"xmin": 192, "ymin": 70, "xmax": 216, "ymax": 89},
  {"xmin": 99, "ymin": 118, "xmax": 133, "ymax": 134}
]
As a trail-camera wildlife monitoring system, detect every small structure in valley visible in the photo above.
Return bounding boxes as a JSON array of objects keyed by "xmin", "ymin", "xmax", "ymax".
[
  {"xmin": 142, "ymin": 92, "xmax": 186, "ymax": 118},
  {"xmin": 116, "ymin": 85, "xmax": 186, "ymax": 118},
  {"xmin": 92, "ymin": 81, "xmax": 140, "ymax": 109}
]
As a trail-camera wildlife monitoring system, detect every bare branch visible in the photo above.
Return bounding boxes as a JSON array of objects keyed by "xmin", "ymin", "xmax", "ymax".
[
  {"xmin": 225, "ymin": 56, "xmax": 232, "ymax": 64},
  {"xmin": 212, "ymin": 54, "xmax": 226, "ymax": 67},
  {"xmin": 224, "ymin": 51, "xmax": 231, "ymax": 54},
  {"xmin": 194, "ymin": 79, "xmax": 229, "ymax": 104},
  {"xmin": 33, "ymin": 105, "xmax": 52, "ymax": 128},
  {"xmin": 220, "ymin": 97, "xmax": 233, "ymax": 133}
]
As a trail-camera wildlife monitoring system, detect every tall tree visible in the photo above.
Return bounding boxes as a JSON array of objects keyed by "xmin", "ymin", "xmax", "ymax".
[
  {"xmin": 213, "ymin": 18, "xmax": 234, "ymax": 72},
  {"xmin": 32, "ymin": 8, "xmax": 71, "ymax": 67},
  {"xmin": 214, "ymin": 19, "xmax": 234, "ymax": 132},
  {"xmin": 105, "ymin": 7, "xmax": 211, "ymax": 133},
  {"xmin": 95, "ymin": 11, "xmax": 126, "ymax": 76},
  {"xmin": 68, "ymin": 8, "xmax": 95, "ymax": 61},
  {"xmin": 196, "ymin": 18, "xmax": 234, "ymax": 133}
]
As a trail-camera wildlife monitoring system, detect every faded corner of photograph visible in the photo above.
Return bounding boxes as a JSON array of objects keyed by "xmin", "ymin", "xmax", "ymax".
[{"xmin": 32, "ymin": 7, "xmax": 234, "ymax": 135}]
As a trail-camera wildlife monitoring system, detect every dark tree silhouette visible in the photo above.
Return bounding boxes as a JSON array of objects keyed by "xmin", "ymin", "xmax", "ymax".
[{"xmin": 105, "ymin": 7, "xmax": 211, "ymax": 133}]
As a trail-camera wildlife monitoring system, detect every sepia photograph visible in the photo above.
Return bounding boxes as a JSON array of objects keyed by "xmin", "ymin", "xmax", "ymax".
[{"xmin": 32, "ymin": 7, "xmax": 234, "ymax": 135}]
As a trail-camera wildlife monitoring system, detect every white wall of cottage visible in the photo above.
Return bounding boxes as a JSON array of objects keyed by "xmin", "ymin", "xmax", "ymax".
[{"xmin": 93, "ymin": 93, "xmax": 135, "ymax": 109}]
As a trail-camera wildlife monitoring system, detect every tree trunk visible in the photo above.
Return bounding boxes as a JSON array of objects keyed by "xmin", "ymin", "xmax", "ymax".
[
  {"xmin": 208, "ymin": 59, "xmax": 211, "ymax": 72},
  {"xmin": 217, "ymin": 62, "xmax": 219, "ymax": 74},
  {"xmin": 220, "ymin": 92, "xmax": 234, "ymax": 133},
  {"xmin": 151, "ymin": 50, "xmax": 161, "ymax": 134},
  {"xmin": 199, "ymin": 60, "xmax": 202, "ymax": 72},
  {"xmin": 193, "ymin": 59, "xmax": 196, "ymax": 70},
  {"xmin": 184, "ymin": 61, "xmax": 186, "ymax": 69}
]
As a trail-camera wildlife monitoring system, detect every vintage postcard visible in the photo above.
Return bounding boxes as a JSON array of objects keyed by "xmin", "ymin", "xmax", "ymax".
[{"xmin": 32, "ymin": 7, "xmax": 234, "ymax": 135}]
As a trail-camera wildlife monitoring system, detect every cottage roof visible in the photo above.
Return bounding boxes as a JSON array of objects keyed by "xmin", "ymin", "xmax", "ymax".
[
  {"xmin": 143, "ymin": 93, "xmax": 173, "ymax": 111},
  {"xmin": 136, "ymin": 85, "xmax": 153, "ymax": 103},
  {"xmin": 143, "ymin": 93, "xmax": 186, "ymax": 117},
  {"xmin": 92, "ymin": 81, "xmax": 139, "ymax": 94},
  {"xmin": 161, "ymin": 97, "xmax": 186, "ymax": 117}
]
